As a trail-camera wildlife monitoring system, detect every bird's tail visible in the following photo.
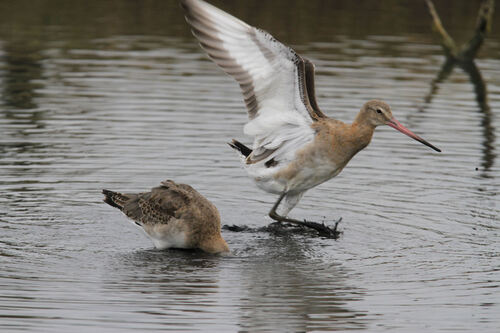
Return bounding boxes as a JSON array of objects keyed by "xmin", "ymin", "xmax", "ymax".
[
  {"xmin": 102, "ymin": 189, "xmax": 129, "ymax": 211},
  {"xmin": 228, "ymin": 139, "xmax": 252, "ymax": 157}
]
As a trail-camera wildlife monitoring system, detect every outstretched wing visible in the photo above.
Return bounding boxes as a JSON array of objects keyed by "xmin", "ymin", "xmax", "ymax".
[{"xmin": 182, "ymin": 0, "xmax": 326, "ymax": 164}]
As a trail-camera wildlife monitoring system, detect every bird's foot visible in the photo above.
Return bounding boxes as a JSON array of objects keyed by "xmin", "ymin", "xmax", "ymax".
[
  {"xmin": 222, "ymin": 224, "xmax": 251, "ymax": 232},
  {"xmin": 223, "ymin": 215, "xmax": 342, "ymax": 238},
  {"xmin": 269, "ymin": 212, "xmax": 342, "ymax": 239},
  {"xmin": 295, "ymin": 217, "xmax": 342, "ymax": 239}
]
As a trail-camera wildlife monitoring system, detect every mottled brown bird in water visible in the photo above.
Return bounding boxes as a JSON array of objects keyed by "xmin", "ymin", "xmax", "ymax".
[{"xmin": 102, "ymin": 180, "xmax": 229, "ymax": 254}]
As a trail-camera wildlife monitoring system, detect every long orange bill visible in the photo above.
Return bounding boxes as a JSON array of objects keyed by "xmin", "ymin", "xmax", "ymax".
[{"xmin": 386, "ymin": 117, "xmax": 441, "ymax": 152}]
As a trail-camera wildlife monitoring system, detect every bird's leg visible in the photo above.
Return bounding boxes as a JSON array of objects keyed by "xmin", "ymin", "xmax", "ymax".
[
  {"xmin": 268, "ymin": 193, "xmax": 341, "ymax": 238},
  {"xmin": 268, "ymin": 192, "xmax": 286, "ymax": 219}
]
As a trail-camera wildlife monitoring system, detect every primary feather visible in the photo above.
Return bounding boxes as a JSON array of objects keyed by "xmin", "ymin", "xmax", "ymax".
[{"xmin": 181, "ymin": 0, "xmax": 325, "ymax": 168}]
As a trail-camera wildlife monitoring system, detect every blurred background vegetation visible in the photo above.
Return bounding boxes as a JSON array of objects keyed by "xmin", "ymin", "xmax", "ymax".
[{"xmin": 0, "ymin": 0, "xmax": 498, "ymax": 47}]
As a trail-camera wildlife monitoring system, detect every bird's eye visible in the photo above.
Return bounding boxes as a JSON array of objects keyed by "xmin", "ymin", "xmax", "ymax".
[{"xmin": 376, "ymin": 108, "xmax": 383, "ymax": 114}]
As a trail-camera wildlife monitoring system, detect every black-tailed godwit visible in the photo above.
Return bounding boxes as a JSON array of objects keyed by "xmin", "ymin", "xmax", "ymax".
[
  {"xmin": 181, "ymin": 0, "xmax": 441, "ymax": 236},
  {"xmin": 103, "ymin": 180, "xmax": 229, "ymax": 253}
]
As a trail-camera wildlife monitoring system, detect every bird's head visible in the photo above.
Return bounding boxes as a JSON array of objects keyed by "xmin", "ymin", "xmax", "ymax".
[
  {"xmin": 362, "ymin": 100, "xmax": 394, "ymax": 127},
  {"xmin": 360, "ymin": 100, "xmax": 441, "ymax": 152}
]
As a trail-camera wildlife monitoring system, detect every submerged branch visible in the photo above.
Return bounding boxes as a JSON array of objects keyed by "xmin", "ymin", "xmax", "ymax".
[
  {"xmin": 423, "ymin": 0, "xmax": 496, "ymax": 173},
  {"xmin": 460, "ymin": 60, "xmax": 496, "ymax": 173},
  {"xmin": 417, "ymin": 57, "xmax": 456, "ymax": 113}
]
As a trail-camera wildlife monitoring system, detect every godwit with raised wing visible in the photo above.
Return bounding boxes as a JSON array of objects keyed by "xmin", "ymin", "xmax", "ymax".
[
  {"xmin": 181, "ymin": 0, "xmax": 441, "ymax": 237},
  {"xmin": 103, "ymin": 180, "xmax": 229, "ymax": 254}
]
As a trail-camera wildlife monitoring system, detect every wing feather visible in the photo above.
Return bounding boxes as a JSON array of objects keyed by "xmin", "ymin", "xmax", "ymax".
[
  {"xmin": 304, "ymin": 59, "xmax": 326, "ymax": 119},
  {"xmin": 182, "ymin": 0, "xmax": 326, "ymax": 165}
]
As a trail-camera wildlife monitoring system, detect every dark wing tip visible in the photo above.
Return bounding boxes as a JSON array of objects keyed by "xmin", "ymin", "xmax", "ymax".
[
  {"xmin": 102, "ymin": 189, "xmax": 123, "ymax": 210},
  {"xmin": 228, "ymin": 139, "xmax": 252, "ymax": 157},
  {"xmin": 302, "ymin": 58, "xmax": 327, "ymax": 120}
]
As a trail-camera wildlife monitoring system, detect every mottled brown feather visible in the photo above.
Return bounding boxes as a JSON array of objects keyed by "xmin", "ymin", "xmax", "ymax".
[{"xmin": 102, "ymin": 180, "xmax": 229, "ymax": 254}]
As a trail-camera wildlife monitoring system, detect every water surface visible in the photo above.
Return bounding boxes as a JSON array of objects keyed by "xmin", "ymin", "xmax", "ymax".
[{"xmin": 1, "ymin": 0, "xmax": 499, "ymax": 332}]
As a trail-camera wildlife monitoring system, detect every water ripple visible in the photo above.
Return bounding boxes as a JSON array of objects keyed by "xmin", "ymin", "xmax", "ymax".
[{"xmin": 1, "ymin": 7, "xmax": 499, "ymax": 332}]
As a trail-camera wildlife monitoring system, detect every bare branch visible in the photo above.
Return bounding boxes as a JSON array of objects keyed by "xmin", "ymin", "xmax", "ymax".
[
  {"xmin": 462, "ymin": 0, "xmax": 495, "ymax": 59},
  {"xmin": 425, "ymin": 0, "xmax": 458, "ymax": 57}
]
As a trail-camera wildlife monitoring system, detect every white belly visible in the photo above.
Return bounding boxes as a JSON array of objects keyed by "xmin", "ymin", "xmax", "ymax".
[
  {"xmin": 142, "ymin": 223, "xmax": 188, "ymax": 250},
  {"xmin": 249, "ymin": 158, "xmax": 342, "ymax": 194},
  {"xmin": 287, "ymin": 163, "xmax": 343, "ymax": 192}
]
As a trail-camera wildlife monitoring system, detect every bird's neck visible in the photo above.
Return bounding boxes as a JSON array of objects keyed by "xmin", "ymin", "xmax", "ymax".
[{"xmin": 350, "ymin": 117, "xmax": 375, "ymax": 152}]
